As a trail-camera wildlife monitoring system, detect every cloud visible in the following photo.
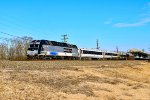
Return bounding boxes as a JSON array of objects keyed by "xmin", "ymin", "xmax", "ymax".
[
  {"xmin": 148, "ymin": 2, "xmax": 150, "ymax": 6},
  {"xmin": 113, "ymin": 18, "xmax": 150, "ymax": 27},
  {"xmin": 113, "ymin": 2, "xmax": 150, "ymax": 28},
  {"xmin": 104, "ymin": 19, "xmax": 112, "ymax": 25},
  {"xmin": 104, "ymin": 20, "xmax": 111, "ymax": 24},
  {"xmin": 141, "ymin": 2, "xmax": 150, "ymax": 15}
]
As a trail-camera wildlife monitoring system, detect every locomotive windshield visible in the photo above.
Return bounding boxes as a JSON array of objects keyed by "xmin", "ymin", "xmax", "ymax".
[
  {"xmin": 30, "ymin": 44, "xmax": 39, "ymax": 48},
  {"xmin": 28, "ymin": 44, "xmax": 39, "ymax": 50}
]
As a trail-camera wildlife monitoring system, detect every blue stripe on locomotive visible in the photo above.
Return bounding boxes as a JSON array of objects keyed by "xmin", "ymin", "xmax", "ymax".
[{"xmin": 50, "ymin": 52, "xmax": 58, "ymax": 56}]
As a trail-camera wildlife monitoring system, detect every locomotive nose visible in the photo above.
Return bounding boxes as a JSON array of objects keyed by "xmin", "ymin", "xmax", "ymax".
[{"xmin": 27, "ymin": 50, "xmax": 38, "ymax": 56}]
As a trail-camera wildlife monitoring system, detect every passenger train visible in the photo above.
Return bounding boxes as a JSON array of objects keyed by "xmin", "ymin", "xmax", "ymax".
[{"xmin": 27, "ymin": 40, "xmax": 127, "ymax": 60}]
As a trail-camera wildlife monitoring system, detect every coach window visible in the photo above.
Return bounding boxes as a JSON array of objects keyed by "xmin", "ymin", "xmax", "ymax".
[
  {"xmin": 86, "ymin": 51, "xmax": 88, "ymax": 54},
  {"xmin": 83, "ymin": 50, "xmax": 86, "ymax": 54},
  {"xmin": 89, "ymin": 51, "xmax": 91, "ymax": 54},
  {"xmin": 99, "ymin": 52, "xmax": 102, "ymax": 55}
]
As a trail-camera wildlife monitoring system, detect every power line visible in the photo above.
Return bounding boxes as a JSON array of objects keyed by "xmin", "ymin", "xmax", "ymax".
[
  {"xmin": 0, "ymin": 18, "xmax": 33, "ymax": 37},
  {"xmin": 0, "ymin": 15, "xmax": 52, "ymax": 39},
  {"xmin": 1, "ymin": 31, "xmax": 21, "ymax": 38},
  {"xmin": 1, "ymin": 32, "xmax": 15, "ymax": 37},
  {"xmin": 0, "ymin": 36, "xmax": 10, "ymax": 41}
]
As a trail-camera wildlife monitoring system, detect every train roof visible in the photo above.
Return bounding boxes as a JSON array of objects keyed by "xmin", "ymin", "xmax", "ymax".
[
  {"xmin": 80, "ymin": 48, "xmax": 119, "ymax": 53},
  {"xmin": 31, "ymin": 40, "xmax": 78, "ymax": 48},
  {"xmin": 128, "ymin": 48, "xmax": 149, "ymax": 55}
]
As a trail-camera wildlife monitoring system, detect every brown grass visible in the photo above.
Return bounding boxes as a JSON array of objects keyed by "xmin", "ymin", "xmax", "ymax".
[{"xmin": 0, "ymin": 60, "xmax": 150, "ymax": 100}]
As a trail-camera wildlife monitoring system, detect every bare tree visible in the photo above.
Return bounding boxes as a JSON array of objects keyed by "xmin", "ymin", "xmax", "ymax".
[
  {"xmin": 0, "ymin": 43, "xmax": 7, "ymax": 59},
  {"xmin": 21, "ymin": 36, "xmax": 33, "ymax": 56},
  {"xmin": 0, "ymin": 36, "xmax": 32, "ymax": 60}
]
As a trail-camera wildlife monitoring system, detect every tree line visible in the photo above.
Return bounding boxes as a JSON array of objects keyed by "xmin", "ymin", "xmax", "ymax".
[{"xmin": 0, "ymin": 36, "xmax": 32, "ymax": 60}]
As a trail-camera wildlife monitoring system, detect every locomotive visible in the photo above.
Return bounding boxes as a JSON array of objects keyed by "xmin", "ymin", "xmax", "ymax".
[{"xmin": 27, "ymin": 40, "xmax": 127, "ymax": 60}]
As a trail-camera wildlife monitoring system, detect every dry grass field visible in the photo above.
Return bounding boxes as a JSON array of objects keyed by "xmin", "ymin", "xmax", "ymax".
[{"xmin": 0, "ymin": 60, "xmax": 150, "ymax": 100}]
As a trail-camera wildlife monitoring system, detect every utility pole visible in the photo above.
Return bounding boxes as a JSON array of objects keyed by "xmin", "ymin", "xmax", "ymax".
[
  {"xmin": 116, "ymin": 46, "xmax": 119, "ymax": 60},
  {"xmin": 116, "ymin": 46, "xmax": 119, "ymax": 53},
  {"xmin": 96, "ymin": 39, "xmax": 100, "ymax": 49},
  {"xmin": 61, "ymin": 34, "xmax": 68, "ymax": 43}
]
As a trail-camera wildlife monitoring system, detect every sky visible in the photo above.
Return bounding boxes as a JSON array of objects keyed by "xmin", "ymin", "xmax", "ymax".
[{"xmin": 0, "ymin": 0, "xmax": 150, "ymax": 52}]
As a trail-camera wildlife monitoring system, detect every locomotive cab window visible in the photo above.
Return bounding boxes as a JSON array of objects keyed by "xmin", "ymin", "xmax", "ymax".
[{"xmin": 30, "ymin": 44, "xmax": 39, "ymax": 48}]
